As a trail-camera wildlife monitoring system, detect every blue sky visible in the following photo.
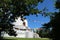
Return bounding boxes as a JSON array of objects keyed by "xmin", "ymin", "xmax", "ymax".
[{"xmin": 25, "ymin": 0, "xmax": 59, "ymax": 29}]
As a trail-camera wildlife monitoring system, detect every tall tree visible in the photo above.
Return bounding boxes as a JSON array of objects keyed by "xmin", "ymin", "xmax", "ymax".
[
  {"xmin": 0, "ymin": 0, "xmax": 44, "ymax": 39},
  {"xmin": 43, "ymin": 0, "xmax": 60, "ymax": 40},
  {"xmin": 40, "ymin": 0, "xmax": 60, "ymax": 40},
  {"xmin": 43, "ymin": 12, "xmax": 60, "ymax": 40}
]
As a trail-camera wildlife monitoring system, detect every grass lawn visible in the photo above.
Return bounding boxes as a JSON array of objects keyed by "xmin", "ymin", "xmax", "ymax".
[{"xmin": 3, "ymin": 37, "xmax": 50, "ymax": 40}]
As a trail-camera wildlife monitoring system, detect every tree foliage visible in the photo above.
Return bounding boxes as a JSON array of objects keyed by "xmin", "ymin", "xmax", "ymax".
[
  {"xmin": 0, "ymin": 0, "xmax": 44, "ymax": 38},
  {"xmin": 42, "ymin": 0, "xmax": 60, "ymax": 40},
  {"xmin": 55, "ymin": 0, "xmax": 60, "ymax": 9},
  {"xmin": 43, "ymin": 0, "xmax": 60, "ymax": 39},
  {"xmin": 43, "ymin": 12, "xmax": 60, "ymax": 39},
  {"xmin": 0, "ymin": 0, "xmax": 43, "ymax": 17}
]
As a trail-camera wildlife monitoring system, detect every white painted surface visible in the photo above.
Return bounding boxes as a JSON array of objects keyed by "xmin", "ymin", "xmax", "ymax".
[{"xmin": 12, "ymin": 17, "xmax": 23, "ymax": 25}]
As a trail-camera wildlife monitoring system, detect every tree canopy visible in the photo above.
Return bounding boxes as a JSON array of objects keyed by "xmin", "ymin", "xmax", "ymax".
[
  {"xmin": 0, "ymin": 0, "xmax": 43, "ymax": 17},
  {"xmin": 42, "ymin": 0, "xmax": 60, "ymax": 40},
  {"xmin": 0, "ymin": 0, "xmax": 44, "ymax": 38}
]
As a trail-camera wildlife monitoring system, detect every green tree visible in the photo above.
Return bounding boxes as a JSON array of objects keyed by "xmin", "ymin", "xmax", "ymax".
[
  {"xmin": 42, "ymin": 0, "xmax": 60, "ymax": 39},
  {"xmin": 43, "ymin": 12, "xmax": 60, "ymax": 40},
  {"xmin": 40, "ymin": 0, "xmax": 60, "ymax": 40},
  {"xmin": 0, "ymin": 0, "xmax": 44, "ymax": 39}
]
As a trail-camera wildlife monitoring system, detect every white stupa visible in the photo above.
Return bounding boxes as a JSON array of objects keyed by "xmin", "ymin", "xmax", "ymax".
[
  {"xmin": 12, "ymin": 17, "xmax": 33, "ymax": 38},
  {"xmin": 1, "ymin": 17, "xmax": 40, "ymax": 38}
]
